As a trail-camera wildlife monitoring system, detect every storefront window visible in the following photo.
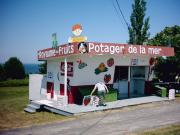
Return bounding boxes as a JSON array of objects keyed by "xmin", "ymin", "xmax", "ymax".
[
  {"xmin": 131, "ymin": 67, "xmax": 145, "ymax": 78},
  {"xmin": 114, "ymin": 66, "xmax": 128, "ymax": 82}
]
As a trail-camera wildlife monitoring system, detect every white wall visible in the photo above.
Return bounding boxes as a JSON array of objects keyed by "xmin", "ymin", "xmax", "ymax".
[
  {"xmin": 73, "ymin": 55, "xmax": 116, "ymax": 85},
  {"xmin": 47, "ymin": 60, "xmax": 60, "ymax": 92},
  {"xmin": 47, "ymin": 57, "xmax": 75, "ymax": 86},
  {"xmin": 29, "ymin": 74, "xmax": 46, "ymax": 100},
  {"xmin": 46, "ymin": 55, "xmax": 150, "ymax": 86},
  {"xmin": 73, "ymin": 55, "xmax": 150, "ymax": 86}
]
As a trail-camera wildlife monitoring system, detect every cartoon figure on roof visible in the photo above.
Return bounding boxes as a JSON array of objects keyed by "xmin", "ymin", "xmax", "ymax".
[
  {"xmin": 68, "ymin": 24, "xmax": 87, "ymax": 43},
  {"xmin": 78, "ymin": 42, "xmax": 88, "ymax": 54}
]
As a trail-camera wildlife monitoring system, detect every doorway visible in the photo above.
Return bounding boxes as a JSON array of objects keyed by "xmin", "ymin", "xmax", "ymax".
[
  {"xmin": 130, "ymin": 66, "xmax": 145, "ymax": 97},
  {"xmin": 47, "ymin": 82, "xmax": 54, "ymax": 98},
  {"xmin": 113, "ymin": 66, "xmax": 129, "ymax": 99}
]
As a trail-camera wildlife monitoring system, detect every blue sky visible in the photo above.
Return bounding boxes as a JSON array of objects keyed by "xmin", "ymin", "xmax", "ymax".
[{"xmin": 0, "ymin": 0, "xmax": 180, "ymax": 64}]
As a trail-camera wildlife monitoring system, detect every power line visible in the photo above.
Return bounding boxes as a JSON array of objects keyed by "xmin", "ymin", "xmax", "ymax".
[
  {"xmin": 112, "ymin": 0, "xmax": 125, "ymax": 28},
  {"xmin": 115, "ymin": 0, "xmax": 130, "ymax": 29}
]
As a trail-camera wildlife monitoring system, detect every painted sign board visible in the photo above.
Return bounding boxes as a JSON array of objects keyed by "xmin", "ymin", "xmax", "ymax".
[
  {"xmin": 131, "ymin": 58, "xmax": 138, "ymax": 66},
  {"xmin": 38, "ymin": 42, "xmax": 174, "ymax": 60},
  {"xmin": 60, "ymin": 62, "xmax": 73, "ymax": 77}
]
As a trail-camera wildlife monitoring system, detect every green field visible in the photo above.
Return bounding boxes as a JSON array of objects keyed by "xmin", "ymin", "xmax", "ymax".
[
  {"xmin": 0, "ymin": 86, "xmax": 66, "ymax": 130},
  {"xmin": 0, "ymin": 78, "xmax": 29, "ymax": 87}
]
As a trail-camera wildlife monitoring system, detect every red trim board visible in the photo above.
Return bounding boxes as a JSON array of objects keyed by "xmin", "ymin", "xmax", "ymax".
[{"xmin": 38, "ymin": 42, "xmax": 174, "ymax": 60}]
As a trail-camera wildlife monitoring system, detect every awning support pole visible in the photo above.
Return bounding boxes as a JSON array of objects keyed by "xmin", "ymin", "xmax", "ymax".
[
  {"xmin": 64, "ymin": 57, "xmax": 68, "ymax": 105},
  {"xmin": 128, "ymin": 66, "xmax": 131, "ymax": 98}
]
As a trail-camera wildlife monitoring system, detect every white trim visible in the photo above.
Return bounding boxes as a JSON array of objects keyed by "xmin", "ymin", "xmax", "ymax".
[{"xmin": 64, "ymin": 57, "xmax": 68, "ymax": 105}]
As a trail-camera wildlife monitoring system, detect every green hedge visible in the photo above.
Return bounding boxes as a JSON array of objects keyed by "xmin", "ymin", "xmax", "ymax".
[
  {"xmin": 78, "ymin": 86, "xmax": 94, "ymax": 96},
  {"xmin": 0, "ymin": 78, "xmax": 29, "ymax": 87},
  {"xmin": 78, "ymin": 86, "xmax": 117, "ymax": 102},
  {"xmin": 105, "ymin": 88, "xmax": 118, "ymax": 102}
]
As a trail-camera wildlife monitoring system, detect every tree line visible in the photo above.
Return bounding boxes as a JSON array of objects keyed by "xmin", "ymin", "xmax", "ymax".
[
  {"xmin": 0, "ymin": 57, "xmax": 25, "ymax": 81},
  {"xmin": 128, "ymin": 0, "xmax": 180, "ymax": 82},
  {"xmin": 0, "ymin": 57, "xmax": 47, "ymax": 81}
]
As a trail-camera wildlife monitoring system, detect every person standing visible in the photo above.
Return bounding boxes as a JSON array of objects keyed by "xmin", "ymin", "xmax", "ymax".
[{"xmin": 91, "ymin": 82, "xmax": 109, "ymax": 106}]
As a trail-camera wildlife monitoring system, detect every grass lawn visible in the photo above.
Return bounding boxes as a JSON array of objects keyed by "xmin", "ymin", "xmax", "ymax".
[
  {"xmin": 176, "ymin": 94, "xmax": 180, "ymax": 101},
  {"xmin": 0, "ymin": 86, "xmax": 67, "ymax": 130},
  {"xmin": 137, "ymin": 124, "xmax": 180, "ymax": 135},
  {"xmin": 0, "ymin": 78, "xmax": 29, "ymax": 87}
]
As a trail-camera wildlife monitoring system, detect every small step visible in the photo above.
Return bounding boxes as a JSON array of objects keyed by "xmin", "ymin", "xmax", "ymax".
[
  {"xmin": 27, "ymin": 104, "xmax": 40, "ymax": 110},
  {"xmin": 24, "ymin": 102, "xmax": 42, "ymax": 113},
  {"xmin": 24, "ymin": 107, "xmax": 36, "ymax": 113},
  {"xmin": 30, "ymin": 101, "xmax": 42, "ymax": 108}
]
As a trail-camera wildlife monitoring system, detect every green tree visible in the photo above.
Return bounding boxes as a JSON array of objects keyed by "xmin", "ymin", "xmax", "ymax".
[
  {"xmin": 128, "ymin": 0, "xmax": 150, "ymax": 44},
  {"xmin": 148, "ymin": 25, "xmax": 180, "ymax": 81},
  {"xmin": 4, "ymin": 57, "xmax": 25, "ymax": 79},
  {"xmin": 0, "ymin": 64, "xmax": 6, "ymax": 81},
  {"xmin": 39, "ymin": 61, "xmax": 47, "ymax": 74}
]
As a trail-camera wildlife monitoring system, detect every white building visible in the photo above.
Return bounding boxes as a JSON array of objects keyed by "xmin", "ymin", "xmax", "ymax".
[{"xmin": 29, "ymin": 42, "xmax": 174, "ymax": 105}]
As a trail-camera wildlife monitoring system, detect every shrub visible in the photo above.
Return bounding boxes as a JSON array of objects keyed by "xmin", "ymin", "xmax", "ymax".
[
  {"xmin": 4, "ymin": 57, "xmax": 25, "ymax": 79},
  {"xmin": 0, "ymin": 64, "xmax": 6, "ymax": 81},
  {"xmin": 39, "ymin": 61, "xmax": 47, "ymax": 74}
]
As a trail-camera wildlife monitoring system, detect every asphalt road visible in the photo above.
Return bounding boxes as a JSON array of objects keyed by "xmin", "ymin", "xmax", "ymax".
[{"xmin": 1, "ymin": 101, "xmax": 180, "ymax": 135}]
